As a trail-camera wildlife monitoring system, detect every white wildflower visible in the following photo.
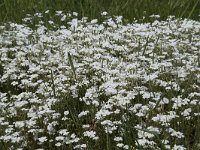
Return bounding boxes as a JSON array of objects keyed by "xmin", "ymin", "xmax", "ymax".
[{"xmin": 38, "ymin": 137, "xmax": 47, "ymax": 143}]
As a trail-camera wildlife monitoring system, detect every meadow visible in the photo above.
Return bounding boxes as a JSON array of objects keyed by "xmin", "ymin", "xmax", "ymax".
[{"xmin": 0, "ymin": 1, "xmax": 200, "ymax": 150}]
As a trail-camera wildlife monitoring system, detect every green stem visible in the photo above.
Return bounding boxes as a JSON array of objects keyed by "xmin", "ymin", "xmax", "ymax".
[
  {"xmin": 50, "ymin": 69, "xmax": 56, "ymax": 98},
  {"xmin": 68, "ymin": 52, "xmax": 77, "ymax": 81}
]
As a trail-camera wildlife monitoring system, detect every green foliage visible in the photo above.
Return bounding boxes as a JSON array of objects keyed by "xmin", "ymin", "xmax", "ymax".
[{"xmin": 0, "ymin": 0, "xmax": 200, "ymax": 23}]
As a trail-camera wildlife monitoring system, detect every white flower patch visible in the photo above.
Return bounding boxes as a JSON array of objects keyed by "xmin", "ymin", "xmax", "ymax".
[
  {"xmin": 59, "ymin": 129, "xmax": 69, "ymax": 136},
  {"xmin": 74, "ymin": 144, "xmax": 87, "ymax": 149},
  {"xmin": 137, "ymin": 138, "xmax": 156, "ymax": 147},
  {"xmin": 172, "ymin": 145, "xmax": 186, "ymax": 150},
  {"xmin": 95, "ymin": 108, "xmax": 113, "ymax": 120},
  {"xmin": 181, "ymin": 108, "xmax": 192, "ymax": 119},
  {"xmin": 83, "ymin": 131, "xmax": 99, "ymax": 140},
  {"xmin": 55, "ymin": 142, "xmax": 62, "ymax": 147},
  {"xmin": 61, "ymin": 15, "xmax": 66, "ymax": 22},
  {"xmin": 152, "ymin": 113, "xmax": 177, "ymax": 126},
  {"xmin": 0, "ymin": 13, "xmax": 199, "ymax": 149},
  {"xmin": 116, "ymin": 143, "xmax": 129, "ymax": 149},
  {"xmin": 101, "ymin": 120, "xmax": 121, "ymax": 134},
  {"xmin": 167, "ymin": 128, "xmax": 184, "ymax": 139},
  {"xmin": 172, "ymin": 96, "xmax": 190, "ymax": 109},
  {"xmin": 14, "ymin": 121, "xmax": 25, "ymax": 128},
  {"xmin": 82, "ymin": 86, "xmax": 99, "ymax": 106},
  {"xmin": 114, "ymin": 136, "xmax": 123, "ymax": 142},
  {"xmin": 38, "ymin": 136, "xmax": 47, "ymax": 143},
  {"xmin": 101, "ymin": 11, "xmax": 108, "ymax": 16},
  {"xmin": 78, "ymin": 111, "xmax": 89, "ymax": 118}
]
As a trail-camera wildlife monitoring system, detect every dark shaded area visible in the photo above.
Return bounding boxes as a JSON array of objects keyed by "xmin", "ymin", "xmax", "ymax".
[{"xmin": 0, "ymin": 0, "xmax": 200, "ymax": 24}]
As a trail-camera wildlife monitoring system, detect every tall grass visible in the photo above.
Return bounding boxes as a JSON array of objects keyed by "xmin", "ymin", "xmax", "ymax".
[{"xmin": 0, "ymin": 0, "xmax": 200, "ymax": 23}]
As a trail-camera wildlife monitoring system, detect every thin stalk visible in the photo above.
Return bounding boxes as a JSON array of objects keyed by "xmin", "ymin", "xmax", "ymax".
[
  {"xmin": 142, "ymin": 35, "xmax": 150, "ymax": 56},
  {"xmin": 50, "ymin": 69, "xmax": 56, "ymax": 98},
  {"xmin": 106, "ymin": 129, "xmax": 110, "ymax": 150},
  {"xmin": 68, "ymin": 52, "xmax": 77, "ymax": 81},
  {"xmin": 187, "ymin": 0, "xmax": 200, "ymax": 19}
]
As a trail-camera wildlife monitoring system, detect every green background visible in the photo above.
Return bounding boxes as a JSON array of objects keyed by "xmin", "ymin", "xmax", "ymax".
[{"xmin": 0, "ymin": 0, "xmax": 200, "ymax": 23}]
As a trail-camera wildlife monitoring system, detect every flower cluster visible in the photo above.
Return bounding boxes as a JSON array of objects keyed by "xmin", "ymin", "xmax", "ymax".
[{"xmin": 0, "ymin": 12, "xmax": 200, "ymax": 149}]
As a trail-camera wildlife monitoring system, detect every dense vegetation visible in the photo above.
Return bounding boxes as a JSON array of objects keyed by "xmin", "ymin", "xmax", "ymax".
[
  {"xmin": 0, "ymin": 0, "xmax": 200, "ymax": 23},
  {"xmin": 0, "ymin": 1, "xmax": 200, "ymax": 150},
  {"xmin": 1, "ymin": 12, "xmax": 200, "ymax": 149}
]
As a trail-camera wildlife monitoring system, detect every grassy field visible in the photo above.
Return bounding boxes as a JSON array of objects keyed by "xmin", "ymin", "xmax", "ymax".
[
  {"xmin": 0, "ymin": 0, "xmax": 200, "ymax": 23},
  {"xmin": 0, "ymin": 12, "xmax": 200, "ymax": 149},
  {"xmin": 0, "ymin": 1, "xmax": 200, "ymax": 150}
]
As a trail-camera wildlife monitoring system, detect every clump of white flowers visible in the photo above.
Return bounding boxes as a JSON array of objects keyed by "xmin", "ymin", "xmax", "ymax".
[{"xmin": 0, "ymin": 11, "xmax": 200, "ymax": 149}]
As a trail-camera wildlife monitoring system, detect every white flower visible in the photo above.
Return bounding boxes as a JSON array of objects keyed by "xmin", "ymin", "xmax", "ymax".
[
  {"xmin": 78, "ymin": 111, "xmax": 89, "ymax": 118},
  {"xmin": 38, "ymin": 137, "xmax": 47, "ymax": 143},
  {"xmin": 181, "ymin": 108, "xmax": 191, "ymax": 117},
  {"xmin": 172, "ymin": 145, "xmax": 186, "ymax": 150},
  {"xmin": 82, "ymin": 124, "xmax": 90, "ymax": 128},
  {"xmin": 91, "ymin": 19, "xmax": 98, "ymax": 24},
  {"xmin": 64, "ymin": 111, "xmax": 69, "ymax": 116},
  {"xmin": 115, "ymin": 16, "xmax": 123, "ymax": 24},
  {"xmin": 14, "ymin": 121, "xmax": 25, "ymax": 128},
  {"xmin": 123, "ymin": 145, "xmax": 129, "ymax": 149},
  {"xmin": 45, "ymin": 10, "xmax": 49, "ymax": 14},
  {"xmin": 83, "ymin": 131, "xmax": 98, "ymax": 140},
  {"xmin": 61, "ymin": 15, "xmax": 66, "ymax": 21},
  {"xmin": 72, "ymin": 12, "xmax": 78, "ymax": 16},
  {"xmin": 142, "ymin": 92, "xmax": 151, "ymax": 99},
  {"xmin": 55, "ymin": 142, "xmax": 62, "ymax": 147},
  {"xmin": 101, "ymin": 11, "xmax": 108, "ymax": 16},
  {"xmin": 55, "ymin": 11, "xmax": 63, "ymax": 15},
  {"xmin": 48, "ymin": 20, "xmax": 54, "ymax": 24},
  {"xmin": 114, "ymin": 137, "xmax": 123, "ymax": 142},
  {"xmin": 167, "ymin": 128, "xmax": 184, "ymax": 138},
  {"xmin": 59, "ymin": 129, "xmax": 69, "ymax": 136},
  {"xmin": 70, "ymin": 19, "xmax": 78, "ymax": 30},
  {"xmin": 56, "ymin": 136, "xmax": 64, "ymax": 141},
  {"xmin": 117, "ymin": 143, "xmax": 124, "ymax": 147}
]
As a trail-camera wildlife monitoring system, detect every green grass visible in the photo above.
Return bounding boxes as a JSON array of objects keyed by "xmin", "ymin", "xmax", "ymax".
[{"xmin": 0, "ymin": 0, "xmax": 200, "ymax": 23}]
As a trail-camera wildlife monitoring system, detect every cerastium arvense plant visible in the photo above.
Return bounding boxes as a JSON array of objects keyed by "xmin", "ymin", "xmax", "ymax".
[{"xmin": 0, "ymin": 12, "xmax": 200, "ymax": 150}]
